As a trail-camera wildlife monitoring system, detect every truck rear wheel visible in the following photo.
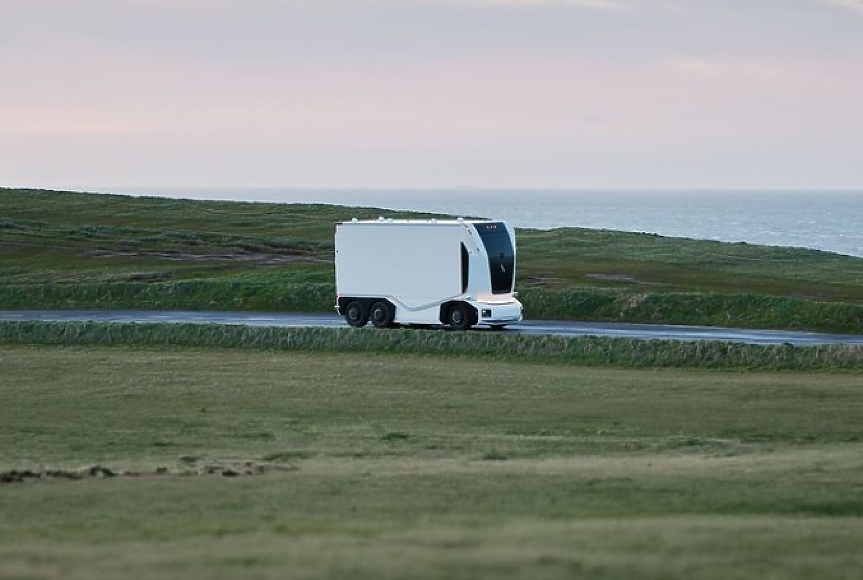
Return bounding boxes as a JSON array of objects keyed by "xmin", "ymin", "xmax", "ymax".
[
  {"xmin": 447, "ymin": 303, "xmax": 472, "ymax": 331},
  {"xmin": 345, "ymin": 301, "xmax": 368, "ymax": 327},
  {"xmin": 369, "ymin": 300, "xmax": 394, "ymax": 328}
]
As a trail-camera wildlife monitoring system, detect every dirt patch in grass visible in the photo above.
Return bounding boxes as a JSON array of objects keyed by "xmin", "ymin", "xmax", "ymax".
[
  {"xmin": 586, "ymin": 273, "xmax": 660, "ymax": 285},
  {"xmin": 87, "ymin": 249, "xmax": 330, "ymax": 265},
  {"xmin": 0, "ymin": 460, "xmax": 298, "ymax": 484},
  {"xmin": 521, "ymin": 276, "xmax": 566, "ymax": 287}
]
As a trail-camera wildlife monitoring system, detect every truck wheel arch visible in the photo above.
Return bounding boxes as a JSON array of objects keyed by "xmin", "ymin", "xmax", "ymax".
[{"xmin": 440, "ymin": 301, "xmax": 477, "ymax": 330}]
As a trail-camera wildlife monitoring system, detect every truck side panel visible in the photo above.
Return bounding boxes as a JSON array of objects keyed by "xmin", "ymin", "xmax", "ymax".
[{"xmin": 336, "ymin": 223, "xmax": 464, "ymax": 309}]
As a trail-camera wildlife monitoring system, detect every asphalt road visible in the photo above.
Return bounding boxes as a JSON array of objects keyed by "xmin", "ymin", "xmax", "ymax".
[{"xmin": 2, "ymin": 310, "xmax": 862, "ymax": 346}]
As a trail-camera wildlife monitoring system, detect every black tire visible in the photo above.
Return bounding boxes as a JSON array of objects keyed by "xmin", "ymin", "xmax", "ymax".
[
  {"xmin": 447, "ymin": 303, "xmax": 472, "ymax": 330},
  {"xmin": 345, "ymin": 301, "xmax": 368, "ymax": 327},
  {"xmin": 369, "ymin": 300, "xmax": 394, "ymax": 328}
]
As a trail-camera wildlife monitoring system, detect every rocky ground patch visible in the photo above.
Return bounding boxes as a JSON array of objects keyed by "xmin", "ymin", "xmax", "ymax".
[{"xmin": 0, "ymin": 460, "xmax": 297, "ymax": 484}]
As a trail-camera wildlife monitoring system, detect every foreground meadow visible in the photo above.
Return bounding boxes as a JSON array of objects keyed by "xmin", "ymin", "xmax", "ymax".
[{"xmin": 1, "ymin": 345, "xmax": 862, "ymax": 579}]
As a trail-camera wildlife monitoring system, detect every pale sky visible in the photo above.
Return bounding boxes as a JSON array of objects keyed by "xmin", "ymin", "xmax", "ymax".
[{"xmin": 2, "ymin": 0, "xmax": 862, "ymax": 190}]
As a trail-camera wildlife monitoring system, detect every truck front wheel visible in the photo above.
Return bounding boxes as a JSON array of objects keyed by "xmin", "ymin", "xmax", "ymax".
[
  {"xmin": 447, "ymin": 303, "xmax": 472, "ymax": 331},
  {"xmin": 345, "ymin": 301, "xmax": 368, "ymax": 327}
]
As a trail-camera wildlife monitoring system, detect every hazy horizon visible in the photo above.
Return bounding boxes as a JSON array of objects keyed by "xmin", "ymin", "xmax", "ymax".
[{"xmin": 3, "ymin": 0, "xmax": 863, "ymax": 192}]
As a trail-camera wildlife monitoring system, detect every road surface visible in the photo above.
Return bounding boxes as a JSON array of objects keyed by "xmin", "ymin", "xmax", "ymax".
[{"xmin": 2, "ymin": 310, "xmax": 862, "ymax": 346}]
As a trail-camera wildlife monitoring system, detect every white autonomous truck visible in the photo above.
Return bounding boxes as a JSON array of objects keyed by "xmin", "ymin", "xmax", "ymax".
[{"xmin": 334, "ymin": 218, "xmax": 523, "ymax": 330}]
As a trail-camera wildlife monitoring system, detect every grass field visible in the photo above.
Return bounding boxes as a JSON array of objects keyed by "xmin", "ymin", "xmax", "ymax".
[
  {"xmin": 3, "ymin": 187, "xmax": 863, "ymax": 332},
  {"xmin": 2, "ymin": 320, "xmax": 862, "ymax": 371},
  {"xmin": 2, "ymin": 345, "xmax": 862, "ymax": 579}
]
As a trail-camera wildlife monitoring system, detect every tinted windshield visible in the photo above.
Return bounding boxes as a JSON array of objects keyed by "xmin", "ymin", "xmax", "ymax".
[{"xmin": 475, "ymin": 222, "xmax": 515, "ymax": 294}]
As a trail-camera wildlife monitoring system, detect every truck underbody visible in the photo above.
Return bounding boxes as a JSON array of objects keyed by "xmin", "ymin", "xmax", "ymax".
[{"xmin": 335, "ymin": 295, "xmax": 522, "ymax": 330}]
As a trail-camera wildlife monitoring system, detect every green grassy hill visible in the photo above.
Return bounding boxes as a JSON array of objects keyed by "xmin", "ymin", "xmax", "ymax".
[{"xmin": 2, "ymin": 187, "xmax": 862, "ymax": 332}]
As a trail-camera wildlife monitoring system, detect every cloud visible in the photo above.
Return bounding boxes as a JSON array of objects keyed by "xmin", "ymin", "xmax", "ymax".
[
  {"xmin": 455, "ymin": 0, "xmax": 620, "ymax": 7},
  {"xmin": 670, "ymin": 58, "xmax": 784, "ymax": 78},
  {"xmin": 85, "ymin": 0, "xmax": 624, "ymax": 8},
  {"xmin": 0, "ymin": 107, "xmax": 158, "ymax": 136},
  {"xmin": 816, "ymin": 0, "xmax": 863, "ymax": 12}
]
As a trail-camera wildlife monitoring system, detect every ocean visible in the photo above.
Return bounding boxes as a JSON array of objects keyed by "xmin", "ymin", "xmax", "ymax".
[{"xmin": 115, "ymin": 188, "xmax": 863, "ymax": 258}]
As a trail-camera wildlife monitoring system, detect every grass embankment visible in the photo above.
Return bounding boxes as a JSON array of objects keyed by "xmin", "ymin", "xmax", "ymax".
[
  {"xmin": 2, "ymin": 321, "xmax": 862, "ymax": 371},
  {"xmin": 1, "ymin": 345, "xmax": 862, "ymax": 579},
  {"xmin": 2, "ymin": 187, "xmax": 863, "ymax": 332}
]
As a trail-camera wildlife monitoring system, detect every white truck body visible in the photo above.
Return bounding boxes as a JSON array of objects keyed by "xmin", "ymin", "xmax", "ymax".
[{"xmin": 334, "ymin": 218, "xmax": 523, "ymax": 329}]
